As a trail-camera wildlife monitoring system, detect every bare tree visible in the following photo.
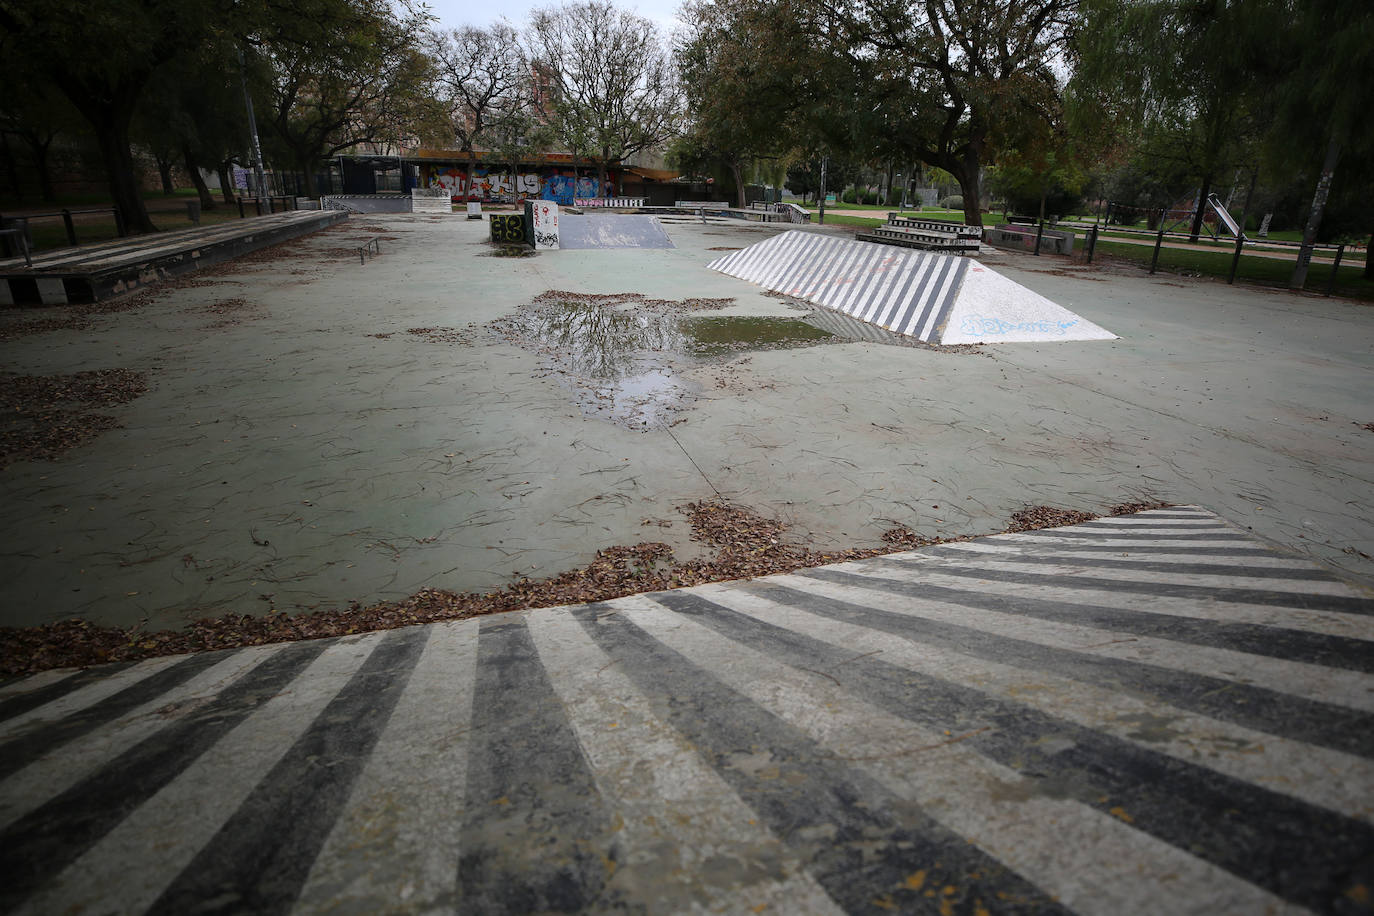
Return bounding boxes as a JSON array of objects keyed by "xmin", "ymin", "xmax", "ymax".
[
  {"xmin": 526, "ymin": 1, "xmax": 681, "ymax": 196},
  {"xmin": 429, "ymin": 23, "xmax": 528, "ymax": 199}
]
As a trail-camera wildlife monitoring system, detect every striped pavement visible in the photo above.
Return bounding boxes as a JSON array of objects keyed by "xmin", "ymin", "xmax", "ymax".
[{"xmin": 1, "ymin": 506, "xmax": 1371, "ymax": 914}]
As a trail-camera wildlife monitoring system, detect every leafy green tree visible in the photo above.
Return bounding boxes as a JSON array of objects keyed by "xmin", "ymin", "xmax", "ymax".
[
  {"xmin": 1072, "ymin": 0, "xmax": 1263, "ymax": 242},
  {"xmin": 253, "ymin": 0, "xmax": 442, "ymax": 198},
  {"xmin": 1247, "ymin": 0, "xmax": 1374, "ymax": 284},
  {"xmin": 824, "ymin": 0, "xmax": 1074, "ymax": 227},
  {"xmin": 0, "ymin": 0, "xmax": 226, "ymax": 231},
  {"xmin": 675, "ymin": 0, "xmax": 809, "ymax": 206},
  {"xmin": 0, "ymin": 53, "xmax": 82, "ymax": 202}
]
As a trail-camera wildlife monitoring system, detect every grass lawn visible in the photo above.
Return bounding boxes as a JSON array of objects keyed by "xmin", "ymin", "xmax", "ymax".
[{"xmin": 1092, "ymin": 239, "xmax": 1373, "ymax": 301}]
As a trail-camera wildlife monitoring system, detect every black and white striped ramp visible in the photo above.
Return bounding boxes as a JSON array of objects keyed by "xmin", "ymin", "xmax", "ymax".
[
  {"xmin": 708, "ymin": 230, "xmax": 1117, "ymax": 344},
  {"xmin": 2, "ymin": 507, "xmax": 1370, "ymax": 914}
]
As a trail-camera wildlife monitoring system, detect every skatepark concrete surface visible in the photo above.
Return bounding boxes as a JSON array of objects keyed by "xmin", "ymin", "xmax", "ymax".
[{"xmin": 0, "ymin": 212, "xmax": 1371, "ymax": 632}]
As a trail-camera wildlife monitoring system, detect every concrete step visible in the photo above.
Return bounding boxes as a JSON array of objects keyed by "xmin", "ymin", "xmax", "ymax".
[{"xmin": 1, "ymin": 507, "xmax": 1370, "ymax": 913}]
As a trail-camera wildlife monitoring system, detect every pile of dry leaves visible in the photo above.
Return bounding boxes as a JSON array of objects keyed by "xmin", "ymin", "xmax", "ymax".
[
  {"xmin": 0, "ymin": 498, "xmax": 1168, "ymax": 676},
  {"xmin": 0, "ymin": 368, "xmax": 149, "ymax": 468}
]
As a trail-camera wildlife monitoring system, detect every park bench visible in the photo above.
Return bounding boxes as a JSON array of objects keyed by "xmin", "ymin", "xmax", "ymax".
[{"xmin": 857, "ymin": 219, "xmax": 980, "ymax": 254}]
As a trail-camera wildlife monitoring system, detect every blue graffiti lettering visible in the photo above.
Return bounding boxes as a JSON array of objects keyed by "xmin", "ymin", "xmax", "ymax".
[{"xmin": 958, "ymin": 315, "xmax": 1079, "ymax": 336}]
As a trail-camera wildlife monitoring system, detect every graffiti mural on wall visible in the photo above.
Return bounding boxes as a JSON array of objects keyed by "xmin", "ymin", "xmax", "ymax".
[{"xmin": 425, "ymin": 167, "xmax": 608, "ymax": 205}]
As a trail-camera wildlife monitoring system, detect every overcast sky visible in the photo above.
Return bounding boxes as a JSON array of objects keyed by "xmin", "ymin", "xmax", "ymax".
[{"xmin": 420, "ymin": 0, "xmax": 684, "ymax": 36}]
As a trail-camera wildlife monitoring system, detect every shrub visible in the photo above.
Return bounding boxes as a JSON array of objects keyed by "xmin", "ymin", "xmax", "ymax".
[
  {"xmin": 940, "ymin": 195, "xmax": 964, "ymax": 211},
  {"xmin": 841, "ymin": 188, "xmax": 857, "ymax": 204}
]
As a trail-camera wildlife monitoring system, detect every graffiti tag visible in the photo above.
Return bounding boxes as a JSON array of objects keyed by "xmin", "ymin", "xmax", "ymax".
[{"xmin": 959, "ymin": 315, "xmax": 1079, "ymax": 336}]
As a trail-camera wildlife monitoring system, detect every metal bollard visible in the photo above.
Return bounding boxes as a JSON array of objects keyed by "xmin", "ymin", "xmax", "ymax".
[
  {"xmin": 1325, "ymin": 245, "xmax": 1345, "ymax": 297},
  {"xmin": 1149, "ymin": 210, "xmax": 1166, "ymax": 274},
  {"xmin": 62, "ymin": 209, "xmax": 78, "ymax": 245}
]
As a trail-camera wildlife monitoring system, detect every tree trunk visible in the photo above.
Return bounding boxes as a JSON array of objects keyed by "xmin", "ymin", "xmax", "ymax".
[
  {"xmin": 157, "ymin": 155, "xmax": 175, "ymax": 194},
  {"xmin": 731, "ymin": 160, "xmax": 746, "ymax": 208},
  {"xmin": 597, "ymin": 157, "xmax": 608, "ymax": 199},
  {"xmin": 184, "ymin": 144, "xmax": 216, "ymax": 210},
  {"xmin": 0, "ymin": 132, "xmax": 22, "ymax": 202},
  {"xmin": 217, "ymin": 162, "xmax": 235, "ymax": 204},
  {"xmin": 93, "ymin": 118, "xmax": 157, "ymax": 233},
  {"xmin": 954, "ymin": 167, "xmax": 982, "ymax": 227},
  {"xmin": 1189, "ymin": 174, "xmax": 1212, "ymax": 243},
  {"xmin": 1292, "ymin": 135, "xmax": 1341, "ymax": 290},
  {"xmin": 30, "ymin": 137, "xmax": 56, "ymax": 202}
]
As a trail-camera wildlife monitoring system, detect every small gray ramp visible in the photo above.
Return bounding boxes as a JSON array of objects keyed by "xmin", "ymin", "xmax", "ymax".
[{"xmin": 559, "ymin": 213, "xmax": 674, "ymax": 249}]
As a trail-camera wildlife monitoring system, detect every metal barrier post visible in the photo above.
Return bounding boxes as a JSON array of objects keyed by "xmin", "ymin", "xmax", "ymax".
[
  {"xmin": 1227, "ymin": 233, "xmax": 1244, "ymax": 284},
  {"xmin": 1149, "ymin": 209, "xmax": 1166, "ymax": 274},
  {"xmin": 237, "ymin": 198, "xmax": 246, "ymax": 219},
  {"xmin": 1086, "ymin": 225, "xmax": 1098, "ymax": 263},
  {"xmin": 1325, "ymin": 245, "xmax": 1345, "ymax": 297},
  {"xmin": 62, "ymin": 209, "xmax": 77, "ymax": 245},
  {"xmin": 254, "ymin": 198, "xmax": 263, "ymax": 216},
  {"xmin": 113, "ymin": 206, "xmax": 127, "ymax": 237}
]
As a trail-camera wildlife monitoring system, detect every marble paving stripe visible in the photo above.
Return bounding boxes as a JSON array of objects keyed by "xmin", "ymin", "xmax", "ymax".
[
  {"xmin": 918, "ymin": 540, "xmax": 1315, "ymax": 566},
  {"xmin": 0, "ymin": 646, "xmax": 284, "ymax": 832},
  {"xmin": 650, "ymin": 589, "xmax": 1374, "ymax": 911},
  {"xmin": 812, "ymin": 566, "xmax": 1374, "ymax": 671},
  {"xmin": 0, "ymin": 664, "xmax": 131, "ymax": 725},
  {"xmin": 146, "ymin": 628, "xmax": 428, "ymax": 915},
  {"xmin": 923, "ymin": 547, "xmax": 1341, "ymax": 578},
  {"xmin": 0, "ymin": 655, "xmax": 187, "ymax": 743},
  {"xmin": 863, "ymin": 560, "xmax": 1371, "ymax": 642},
  {"xmin": 570, "ymin": 602, "xmax": 1072, "ymax": 915},
  {"xmin": 0, "ymin": 650, "xmax": 227, "ymax": 782},
  {"xmin": 628, "ymin": 593, "xmax": 1304, "ymax": 914},
  {"xmin": 293, "ymin": 620, "xmax": 478, "ymax": 914},
  {"xmin": 0, "ymin": 639, "xmax": 331, "ymax": 913},
  {"xmin": 985, "ymin": 543, "xmax": 1290, "ymax": 557},
  {"xmin": 1010, "ymin": 529, "xmax": 1251, "ymax": 542},
  {"xmin": 754, "ymin": 580, "xmax": 1373, "ymax": 759},
  {"xmin": 456, "ymin": 616, "xmax": 616, "ymax": 913},
  {"xmin": 706, "ymin": 583, "xmax": 1374, "ymax": 825},
  {"xmin": 528, "ymin": 607, "xmax": 846, "ymax": 914}
]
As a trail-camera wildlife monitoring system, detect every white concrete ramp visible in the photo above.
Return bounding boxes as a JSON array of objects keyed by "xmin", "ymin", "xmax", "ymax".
[{"xmin": 708, "ymin": 230, "xmax": 1116, "ymax": 344}]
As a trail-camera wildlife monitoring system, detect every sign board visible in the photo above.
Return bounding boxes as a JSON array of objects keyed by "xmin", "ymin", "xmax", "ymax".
[
  {"xmin": 489, "ymin": 214, "xmax": 526, "ymax": 244},
  {"xmin": 526, "ymin": 200, "xmax": 559, "ymax": 249},
  {"xmin": 466, "ymin": 201, "xmax": 482, "ymax": 220}
]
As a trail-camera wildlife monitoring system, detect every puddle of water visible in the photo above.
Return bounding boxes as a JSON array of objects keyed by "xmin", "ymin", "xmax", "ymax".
[
  {"xmin": 683, "ymin": 316, "xmax": 833, "ymax": 357},
  {"xmin": 491, "ymin": 301, "xmax": 835, "ymax": 428}
]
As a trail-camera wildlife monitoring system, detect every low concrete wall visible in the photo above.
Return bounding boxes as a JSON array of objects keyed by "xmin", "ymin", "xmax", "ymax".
[
  {"xmin": 322, "ymin": 195, "xmax": 412, "ymax": 214},
  {"xmin": 985, "ymin": 225, "xmax": 1075, "ymax": 255},
  {"xmin": 410, "ymin": 189, "xmax": 451, "ymax": 214}
]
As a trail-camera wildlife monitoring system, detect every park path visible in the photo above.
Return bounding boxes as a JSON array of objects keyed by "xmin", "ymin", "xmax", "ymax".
[{"xmin": 2, "ymin": 506, "xmax": 1370, "ymax": 914}]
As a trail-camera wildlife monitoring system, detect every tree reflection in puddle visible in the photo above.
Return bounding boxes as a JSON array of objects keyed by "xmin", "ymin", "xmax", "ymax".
[{"xmin": 491, "ymin": 298, "xmax": 835, "ymax": 429}]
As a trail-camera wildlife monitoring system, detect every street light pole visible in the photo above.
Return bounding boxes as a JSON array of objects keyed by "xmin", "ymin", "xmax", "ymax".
[{"xmin": 237, "ymin": 47, "xmax": 268, "ymax": 199}]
